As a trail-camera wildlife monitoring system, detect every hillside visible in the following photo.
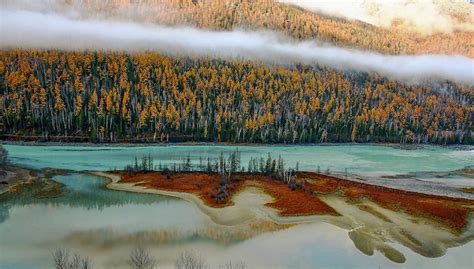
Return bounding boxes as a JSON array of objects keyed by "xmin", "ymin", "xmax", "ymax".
[
  {"xmin": 281, "ymin": 0, "xmax": 474, "ymax": 34},
  {"xmin": 1, "ymin": 1, "xmax": 473, "ymax": 145},
  {"xmin": 1, "ymin": 50, "xmax": 471, "ymax": 144},
  {"xmin": 4, "ymin": 0, "xmax": 473, "ymax": 57}
]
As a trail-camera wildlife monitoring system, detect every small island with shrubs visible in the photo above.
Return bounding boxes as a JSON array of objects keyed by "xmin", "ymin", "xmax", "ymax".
[{"xmin": 106, "ymin": 149, "xmax": 474, "ymax": 233}]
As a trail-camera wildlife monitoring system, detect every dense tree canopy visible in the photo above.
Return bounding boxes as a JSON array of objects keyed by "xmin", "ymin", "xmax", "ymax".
[{"xmin": 0, "ymin": 49, "xmax": 472, "ymax": 144}]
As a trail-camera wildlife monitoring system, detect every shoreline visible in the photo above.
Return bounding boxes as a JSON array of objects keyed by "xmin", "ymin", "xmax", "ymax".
[
  {"xmin": 0, "ymin": 165, "xmax": 38, "ymax": 195},
  {"xmin": 2, "ymin": 139, "xmax": 473, "ymax": 150}
]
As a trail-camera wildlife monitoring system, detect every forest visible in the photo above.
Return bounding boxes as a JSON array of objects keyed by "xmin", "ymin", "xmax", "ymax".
[
  {"xmin": 45, "ymin": 0, "xmax": 474, "ymax": 57},
  {"xmin": 0, "ymin": 49, "xmax": 472, "ymax": 144}
]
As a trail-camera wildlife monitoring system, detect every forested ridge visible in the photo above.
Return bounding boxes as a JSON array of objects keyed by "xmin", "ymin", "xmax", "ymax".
[
  {"xmin": 34, "ymin": 0, "xmax": 474, "ymax": 57},
  {"xmin": 0, "ymin": 49, "xmax": 472, "ymax": 144}
]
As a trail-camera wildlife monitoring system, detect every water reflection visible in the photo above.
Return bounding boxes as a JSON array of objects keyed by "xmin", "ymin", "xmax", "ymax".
[
  {"xmin": 0, "ymin": 173, "xmax": 209, "ymax": 269},
  {"xmin": 0, "ymin": 173, "xmax": 173, "ymax": 225}
]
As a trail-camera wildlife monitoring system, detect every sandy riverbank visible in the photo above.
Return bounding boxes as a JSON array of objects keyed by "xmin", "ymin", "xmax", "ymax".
[
  {"xmin": 0, "ymin": 165, "xmax": 38, "ymax": 194},
  {"xmin": 94, "ymin": 171, "xmax": 337, "ymax": 226}
]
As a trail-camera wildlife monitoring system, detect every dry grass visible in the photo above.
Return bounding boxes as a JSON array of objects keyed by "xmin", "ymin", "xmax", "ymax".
[
  {"xmin": 115, "ymin": 171, "xmax": 338, "ymax": 216},
  {"xmin": 298, "ymin": 172, "xmax": 474, "ymax": 232},
  {"xmin": 116, "ymin": 170, "xmax": 474, "ymax": 232}
]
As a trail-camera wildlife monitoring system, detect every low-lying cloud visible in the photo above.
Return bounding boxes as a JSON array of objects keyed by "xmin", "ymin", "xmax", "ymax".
[{"xmin": 1, "ymin": 9, "xmax": 473, "ymax": 85}]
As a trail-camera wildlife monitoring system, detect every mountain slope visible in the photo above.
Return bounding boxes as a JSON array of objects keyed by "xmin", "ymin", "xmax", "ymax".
[
  {"xmin": 280, "ymin": 0, "xmax": 474, "ymax": 34},
  {"xmin": 4, "ymin": 0, "xmax": 473, "ymax": 57}
]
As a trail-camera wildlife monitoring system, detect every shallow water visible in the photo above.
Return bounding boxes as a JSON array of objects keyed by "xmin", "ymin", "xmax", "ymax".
[
  {"xmin": 0, "ymin": 173, "xmax": 208, "ymax": 269},
  {"xmin": 1, "ymin": 173, "xmax": 473, "ymax": 269},
  {"xmin": 1, "ymin": 144, "xmax": 473, "ymax": 268}
]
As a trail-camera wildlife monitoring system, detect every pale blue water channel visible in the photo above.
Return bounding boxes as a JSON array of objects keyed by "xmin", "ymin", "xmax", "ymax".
[{"xmin": 3, "ymin": 144, "xmax": 473, "ymax": 175}]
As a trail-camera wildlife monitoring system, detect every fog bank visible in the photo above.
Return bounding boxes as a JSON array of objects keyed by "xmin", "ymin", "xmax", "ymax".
[{"xmin": 1, "ymin": 10, "xmax": 473, "ymax": 85}]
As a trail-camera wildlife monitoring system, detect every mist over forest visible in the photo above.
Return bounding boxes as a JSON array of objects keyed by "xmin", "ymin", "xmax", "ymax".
[
  {"xmin": 2, "ymin": 1, "xmax": 473, "ymax": 85},
  {"xmin": 0, "ymin": 0, "xmax": 473, "ymax": 144}
]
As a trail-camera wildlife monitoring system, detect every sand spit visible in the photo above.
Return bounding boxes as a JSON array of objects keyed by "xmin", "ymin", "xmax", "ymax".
[{"xmin": 94, "ymin": 172, "xmax": 336, "ymax": 226}]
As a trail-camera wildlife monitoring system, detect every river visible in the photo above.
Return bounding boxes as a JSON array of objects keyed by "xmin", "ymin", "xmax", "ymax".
[{"xmin": 0, "ymin": 144, "xmax": 473, "ymax": 268}]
